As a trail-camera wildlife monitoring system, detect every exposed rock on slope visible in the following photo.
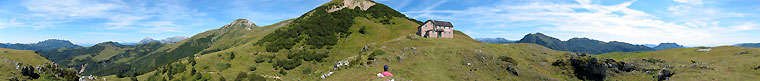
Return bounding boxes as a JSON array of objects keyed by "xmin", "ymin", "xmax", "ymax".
[
  {"xmin": 224, "ymin": 19, "xmax": 258, "ymax": 30},
  {"xmin": 327, "ymin": 0, "xmax": 376, "ymax": 12}
]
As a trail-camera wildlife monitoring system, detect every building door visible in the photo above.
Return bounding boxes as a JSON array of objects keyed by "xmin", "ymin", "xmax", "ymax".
[{"xmin": 438, "ymin": 32, "xmax": 441, "ymax": 37}]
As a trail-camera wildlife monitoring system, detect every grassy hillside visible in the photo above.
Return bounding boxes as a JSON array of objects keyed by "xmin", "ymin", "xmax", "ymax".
[
  {"xmin": 596, "ymin": 46, "xmax": 760, "ymax": 81},
  {"xmin": 38, "ymin": 41, "xmax": 165, "ymax": 76},
  {"xmin": 37, "ymin": 18, "xmax": 292, "ymax": 77},
  {"xmin": 1, "ymin": 48, "xmax": 51, "ymax": 66},
  {"xmin": 1, "ymin": 48, "xmax": 79, "ymax": 81}
]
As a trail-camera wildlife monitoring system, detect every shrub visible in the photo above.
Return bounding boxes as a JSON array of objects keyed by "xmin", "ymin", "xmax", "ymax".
[
  {"xmin": 247, "ymin": 73, "xmax": 266, "ymax": 81},
  {"xmin": 229, "ymin": 52, "xmax": 236, "ymax": 60},
  {"xmin": 254, "ymin": 57, "xmax": 265, "ymax": 63},
  {"xmin": 359, "ymin": 26, "xmax": 367, "ymax": 34},
  {"xmin": 188, "ymin": 58, "xmax": 197, "ymax": 66},
  {"xmin": 248, "ymin": 66, "xmax": 257, "ymax": 71},
  {"xmin": 274, "ymin": 59, "xmax": 302, "ymax": 70},
  {"xmin": 235, "ymin": 72, "xmax": 247, "ymax": 81},
  {"xmin": 368, "ymin": 50, "xmax": 385, "ymax": 60},
  {"xmin": 194, "ymin": 73, "xmax": 202, "ymax": 80},
  {"xmin": 279, "ymin": 69, "xmax": 287, "ymax": 75},
  {"xmin": 373, "ymin": 50, "xmax": 386, "ymax": 55}
]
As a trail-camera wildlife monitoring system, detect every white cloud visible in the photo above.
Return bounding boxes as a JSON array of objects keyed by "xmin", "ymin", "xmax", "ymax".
[
  {"xmin": 726, "ymin": 22, "xmax": 757, "ymax": 31},
  {"xmin": 404, "ymin": 0, "xmax": 757, "ymax": 46},
  {"xmin": 0, "ymin": 21, "xmax": 4, "ymax": 29},
  {"xmin": 0, "ymin": 18, "xmax": 24, "ymax": 29},
  {"xmin": 105, "ymin": 15, "xmax": 147, "ymax": 29},
  {"xmin": 412, "ymin": 0, "xmax": 450, "ymax": 19},
  {"xmin": 24, "ymin": 0, "xmax": 121, "ymax": 18},
  {"xmin": 15, "ymin": 0, "xmax": 206, "ymax": 33},
  {"xmin": 674, "ymin": 0, "xmax": 703, "ymax": 5},
  {"xmin": 84, "ymin": 32, "xmax": 125, "ymax": 36}
]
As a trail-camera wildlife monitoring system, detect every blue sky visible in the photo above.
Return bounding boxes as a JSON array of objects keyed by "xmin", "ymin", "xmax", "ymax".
[{"xmin": 1, "ymin": 0, "xmax": 758, "ymax": 46}]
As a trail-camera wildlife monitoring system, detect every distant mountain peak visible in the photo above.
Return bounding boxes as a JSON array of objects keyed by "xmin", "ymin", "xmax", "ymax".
[
  {"xmin": 160, "ymin": 36, "xmax": 187, "ymax": 44},
  {"xmin": 37, "ymin": 39, "xmax": 75, "ymax": 44},
  {"xmin": 224, "ymin": 19, "xmax": 258, "ymax": 30},
  {"xmin": 138, "ymin": 37, "xmax": 160, "ymax": 44},
  {"xmin": 137, "ymin": 36, "xmax": 187, "ymax": 45},
  {"xmin": 94, "ymin": 41, "xmax": 122, "ymax": 46},
  {"xmin": 475, "ymin": 37, "xmax": 515, "ymax": 44},
  {"xmin": 653, "ymin": 43, "xmax": 685, "ymax": 50}
]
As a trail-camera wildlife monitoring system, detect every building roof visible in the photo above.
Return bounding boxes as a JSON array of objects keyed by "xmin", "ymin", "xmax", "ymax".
[{"xmin": 430, "ymin": 20, "xmax": 453, "ymax": 27}]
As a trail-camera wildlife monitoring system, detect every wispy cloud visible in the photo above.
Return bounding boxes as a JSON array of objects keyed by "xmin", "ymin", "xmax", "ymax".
[
  {"xmin": 673, "ymin": 0, "xmax": 703, "ymax": 5},
  {"xmin": 16, "ymin": 0, "xmax": 206, "ymax": 33},
  {"xmin": 83, "ymin": 32, "xmax": 125, "ymax": 36},
  {"xmin": 0, "ymin": 18, "xmax": 22, "ymax": 29}
]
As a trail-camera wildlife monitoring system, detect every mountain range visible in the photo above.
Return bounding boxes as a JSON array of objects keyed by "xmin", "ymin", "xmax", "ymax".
[
  {"xmin": 652, "ymin": 43, "xmax": 686, "ymax": 50},
  {"xmin": 137, "ymin": 36, "xmax": 188, "ymax": 45},
  {"xmin": 736, "ymin": 43, "xmax": 760, "ymax": 48},
  {"xmin": 475, "ymin": 37, "xmax": 515, "ymax": 44},
  {"xmin": 478, "ymin": 34, "xmax": 691, "ymax": 53},
  {"xmin": 0, "ymin": 39, "xmax": 81, "ymax": 51},
  {"xmin": 515, "ymin": 33, "xmax": 654, "ymax": 54}
]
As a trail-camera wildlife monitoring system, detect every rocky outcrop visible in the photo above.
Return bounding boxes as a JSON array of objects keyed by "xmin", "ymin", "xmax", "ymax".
[
  {"xmin": 569, "ymin": 55, "xmax": 608, "ymax": 81},
  {"xmin": 326, "ymin": 0, "xmax": 376, "ymax": 13},
  {"xmin": 225, "ymin": 19, "xmax": 257, "ymax": 30},
  {"xmin": 655, "ymin": 68, "xmax": 675, "ymax": 81},
  {"xmin": 552, "ymin": 53, "xmax": 643, "ymax": 81},
  {"xmin": 506, "ymin": 66, "xmax": 519, "ymax": 76}
]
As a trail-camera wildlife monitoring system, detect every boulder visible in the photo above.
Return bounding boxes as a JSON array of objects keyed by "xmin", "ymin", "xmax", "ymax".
[
  {"xmin": 570, "ymin": 55, "xmax": 607, "ymax": 81},
  {"xmin": 655, "ymin": 68, "xmax": 675, "ymax": 81},
  {"xmin": 506, "ymin": 66, "xmax": 519, "ymax": 76},
  {"xmin": 396, "ymin": 56, "xmax": 403, "ymax": 62}
]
